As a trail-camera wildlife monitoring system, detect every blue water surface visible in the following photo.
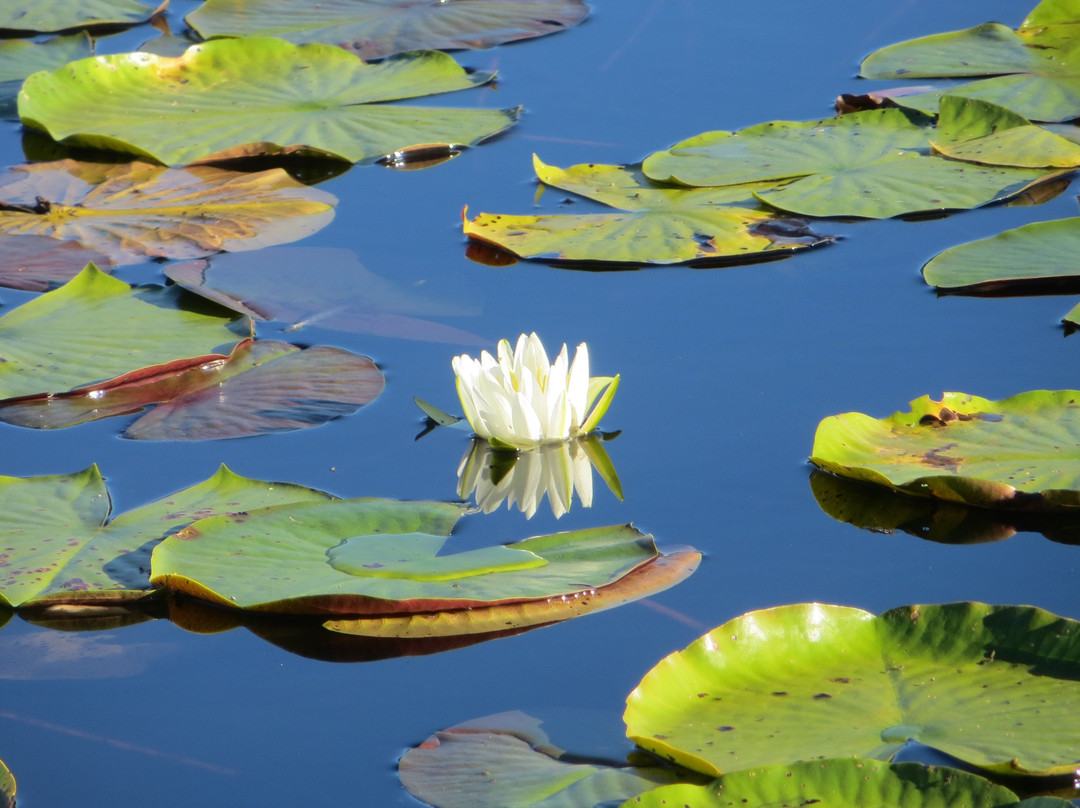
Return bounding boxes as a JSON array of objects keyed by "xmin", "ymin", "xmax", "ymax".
[{"xmin": 1, "ymin": 0, "xmax": 1079, "ymax": 805}]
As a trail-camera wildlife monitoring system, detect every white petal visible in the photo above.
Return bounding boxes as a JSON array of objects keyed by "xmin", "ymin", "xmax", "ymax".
[{"xmin": 566, "ymin": 342, "xmax": 590, "ymax": 427}]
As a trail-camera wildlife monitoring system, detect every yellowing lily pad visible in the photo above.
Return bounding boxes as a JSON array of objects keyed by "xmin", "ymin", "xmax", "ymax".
[
  {"xmin": 0, "ymin": 338, "xmax": 385, "ymax": 440},
  {"xmin": 0, "ymin": 263, "xmax": 246, "ymax": 400},
  {"xmin": 0, "ymin": 759, "xmax": 11, "ymax": 808},
  {"xmin": 641, "ymin": 109, "xmax": 1065, "ymax": 219},
  {"xmin": 187, "ymin": 0, "xmax": 589, "ymax": 60},
  {"xmin": 0, "ymin": 465, "xmax": 333, "ymax": 608},
  {"xmin": 860, "ymin": 0, "xmax": 1080, "ymax": 122},
  {"xmin": 151, "ymin": 504, "xmax": 670, "ymax": 615},
  {"xmin": 624, "ymin": 602, "xmax": 1080, "ymax": 777},
  {"xmin": 18, "ymin": 39, "xmax": 520, "ymax": 165},
  {"xmin": 0, "ymin": 0, "xmax": 161, "ymax": 32},
  {"xmin": 463, "ymin": 156, "xmax": 831, "ymax": 265},
  {"xmin": 810, "ymin": 390, "xmax": 1080, "ymax": 509},
  {"xmin": 0, "ymin": 160, "xmax": 336, "ymax": 266}
]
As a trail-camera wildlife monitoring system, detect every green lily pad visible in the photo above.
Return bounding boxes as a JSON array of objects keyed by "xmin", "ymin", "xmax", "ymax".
[
  {"xmin": 187, "ymin": 0, "xmax": 589, "ymax": 60},
  {"xmin": 463, "ymin": 156, "xmax": 831, "ymax": 265},
  {"xmin": 0, "ymin": 263, "xmax": 246, "ymax": 400},
  {"xmin": 626, "ymin": 759, "xmax": 1028, "ymax": 808},
  {"xmin": 0, "ymin": 160, "xmax": 337, "ymax": 266},
  {"xmin": 326, "ymin": 551, "xmax": 699, "ymax": 637},
  {"xmin": 0, "ymin": 759, "xmax": 11, "ymax": 808},
  {"xmin": 641, "ymin": 109, "xmax": 1065, "ymax": 219},
  {"xmin": 0, "ymin": 338, "xmax": 385, "ymax": 440},
  {"xmin": 0, "ymin": 0, "xmax": 160, "ymax": 32},
  {"xmin": 624, "ymin": 602, "xmax": 1080, "ymax": 777},
  {"xmin": 399, "ymin": 711, "xmax": 694, "ymax": 808},
  {"xmin": 18, "ymin": 39, "xmax": 520, "ymax": 166},
  {"xmin": 810, "ymin": 390, "xmax": 1080, "ymax": 509},
  {"xmin": 922, "ymin": 215, "xmax": 1080, "ymax": 291},
  {"xmin": 151, "ymin": 503, "xmax": 663, "ymax": 615},
  {"xmin": 0, "ymin": 465, "xmax": 333, "ymax": 608},
  {"xmin": 860, "ymin": 0, "xmax": 1080, "ymax": 122},
  {"xmin": 931, "ymin": 96, "xmax": 1080, "ymax": 167},
  {"xmin": 164, "ymin": 246, "xmax": 485, "ymax": 344},
  {"xmin": 0, "ymin": 34, "xmax": 92, "ymax": 118}
]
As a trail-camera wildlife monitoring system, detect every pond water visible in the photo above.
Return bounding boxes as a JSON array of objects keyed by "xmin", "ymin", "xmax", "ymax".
[{"xmin": 1, "ymin": 0, "xmax": 1079, "ymax": 805}]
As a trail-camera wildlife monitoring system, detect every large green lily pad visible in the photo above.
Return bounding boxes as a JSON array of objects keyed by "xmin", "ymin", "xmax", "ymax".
[
  {"xmin": 810, "ymin": 390, "xmax": 1080, "ymax": 509},
  {"xmin": 0, "ymin": 34, "xmax": 91, "ymax": 118},
  {"xmin": 463, "ymin": 156, "xmax": 831, "ymax": 265},
  {"xmin": 0, "ymin": 160, "xmax": 336, "ymax": 266},
  {"xmin": 641, "ymin": 108, "xmax": 1065, "ymax": 218},
  {"xmin": 0, "ymin": 759, "xmax": 11, "ymax": 808},
  {"xmin": 0, "ymin": 263, "xmax": 246, "ymax": 400},
  {"xmin": 0, "ymin": 338, "xmax": 385, "ymax": 440},
  {"xmin": 187, "ymin": 0, "xmax": 589, "ymax": 60},
  {"xmin": 0, "ymin": 0, "xmax": 161, "ymax": 32},
  {"xmin": 0, "ymin": 465, "xmax": 333, "ymax": 608},
  {"xmin": 151, "ymin": 503, "xmax": 665, "ymax": 615},
  {"xmin": 18, "ymin": 39, "xmax": 520, "ymax": 166},
  {"xmin": 860, "ymin": 0, "xmax": 1080, "ymax": 122},
  {"xmin": 931, "ymin": 96, "xmax": 1080, "ymax": 167},
  {"xmin": 624, "ymin": 602, "xmax": 1080, "ymax": 777},
  {"xmin": 399, "ymin": 711, "xmax": 694, "ymax": 808},
  {"xmin": 164, "ymin": 246, "xmax": 485, "ymax": 344},
  {"xmin": 625, "ymin": 759, "xmax": 1057, "ymax": 808}
]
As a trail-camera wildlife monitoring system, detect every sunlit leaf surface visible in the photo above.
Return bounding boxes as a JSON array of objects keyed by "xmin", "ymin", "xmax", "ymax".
[
  {"xmin": 18, "ymin": 39, "xmax": 520, "ymax": 165},
  {"xmin": 811, "ymin": 390, "xmax": 1080, "ymax": 508},
  {"xmin": 625, "ymin": 602, "xmax": 1080, "ymax": 776},
  {"xmin": 399, "ymin": 711, "xmax": 690, "ymax": 808},
  {"xmin": 0, "ymin": 338, "xmax": 385, "ymax": 440},
  {"xmin": 464, "ymin": 156, "xmax": 831, "ymax": 264},
  {"xmin": 931, "ymin": 96, "xmax": 1080, "ymax": 167},
  {"xmin": 0, "ymin": 234, "xmax": 113, "ymax": 291},
  {"xmin": 165, "ymin": 246, "xmax": 485, "ymax": 344},
  {"xmin": 0, "ymin": 160, "xmax": 336, "ymax": 265},
  {"xmin": 0, "ymin": 758, "xmax": 11, "ymax": 808},
  {"xmin": 187, "ymin": 0, "xmax": 589, "ymax": 60},
  {"xmin": 326, "ymin": 552, "xmax": 699, "ymax": 637},
  {"xmin": 0, "ymin": 264, "xmax": 246, "ymax": 399},
  {"xmin": 0, "ymin": 466, "xmax": 333, "ymax": 608},
  {"xmin": 152, "ymin": 504, "xmax": 666, "ymax": 615},
  {"xmin": 0, "ymin": 0, "xmax": 160, "ymax": 32},
  {"xmin": 627, "ymin": 760, "xmax": 1031, "ymax": 808},
  {"xmin": 642, "ymin": 109, "xmax": 1064, "ymax": 218},
  {"xmin": 860, "ymin": 0, "xmax": 1080, "ymax": 121},
  {"xmin": 0, "ymin": 34, "xmax": 92, "ymax": 119}
]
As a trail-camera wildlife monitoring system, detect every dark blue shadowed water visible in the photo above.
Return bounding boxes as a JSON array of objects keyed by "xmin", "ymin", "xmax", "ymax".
[{"xmin": 1, "ymin": 0, "xmax": 1078, "ymax": 805}]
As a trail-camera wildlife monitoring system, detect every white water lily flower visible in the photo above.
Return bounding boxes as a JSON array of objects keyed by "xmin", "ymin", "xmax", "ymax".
[{"xmin": 452, "ymin": 333, "xmax": 619, "ymax": 449}]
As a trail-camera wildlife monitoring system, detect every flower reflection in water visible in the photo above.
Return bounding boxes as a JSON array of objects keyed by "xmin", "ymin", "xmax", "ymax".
[{"xmin": 457, "ymin": 434, "xmax": 623, "ymax": 519}]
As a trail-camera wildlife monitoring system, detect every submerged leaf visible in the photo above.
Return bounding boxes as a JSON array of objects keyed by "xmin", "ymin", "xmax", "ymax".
[
  {"xmin": 464, "ymin": 156, "xmax": 830, "ymax": 265},
  {"xmin": 165, "ymin": 246, "xmax": 485, "ymax": 344},
  {"xmin": 400, "ymin": 711, "xmax": 691, "ymax": 808},
  {"xmin": 860, "ymin": 3, "xmax": 1080, "ymax": 122},
  {"xmin": 624, "ymin": 602, "xmax": 1080, "ymax": 777},
  {"xmin": 0, "ymin": 234, "xmax": 113, "ymax": 292},
  {"xmin": 151, "ymin": 503, "xmax": 666, "ymax": 615},
  {"xmin": 0, "ymin": 0, "xmax": 160, "ymax": 32},
  {"xmin": 0, "ymin": 338, "xmax": 385, "ymax": 440},
  {"xmin": 642, "ymin": 109, "xmax": 1065, "ymax": 218},
  {"xmin": 0, "ymin": 466, "xmax": 333, "ymax": 608},
  {"xmin": 0, "ymin": 264, "xmax": 245, "ymax": 400},
  {"xmin": 187, "ymin": 0, "xmax": 589, "ymax": 60},
  {"xmin": 810, "ymin": 390, "xmax": 1080, "ymax": 509},
  {"xmin": 0, "ymin": 160, "xmax": 336, "ymax": 266},
  {"xmin": 18, "ymin": 39, "xmax": 520, "ymax": 165}
]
